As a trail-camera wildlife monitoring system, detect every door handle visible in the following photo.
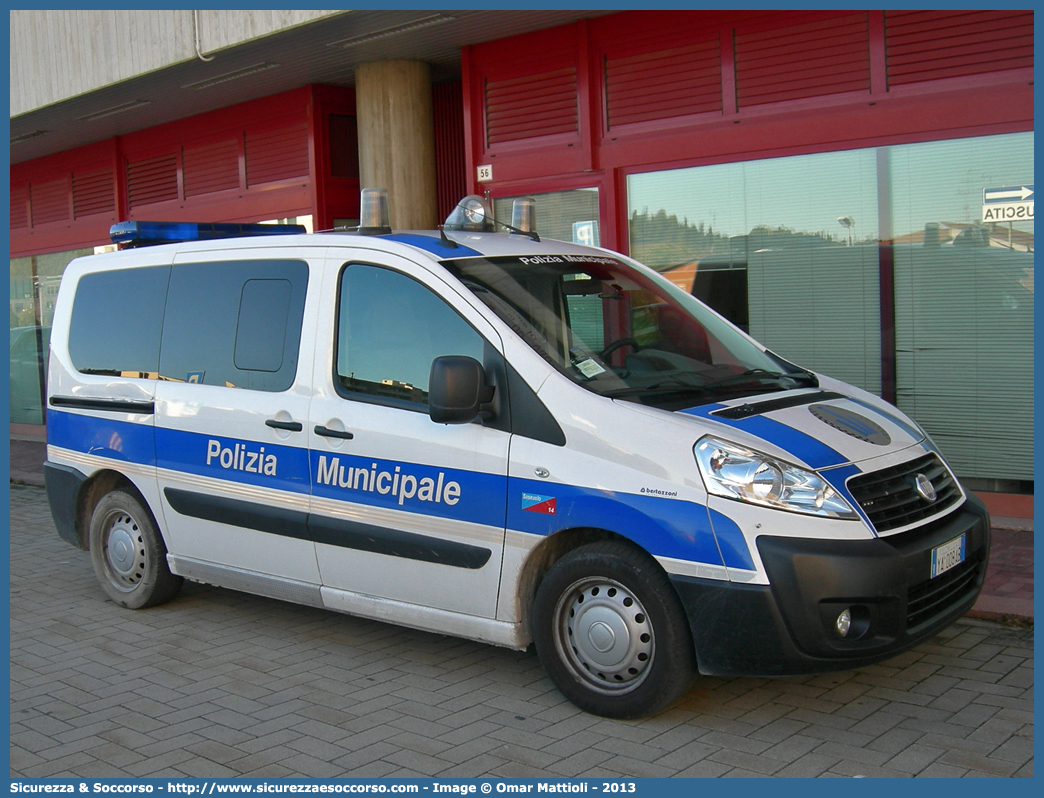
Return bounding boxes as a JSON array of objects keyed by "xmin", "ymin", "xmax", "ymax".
[
  {"xmin": 265, "ymin": 418, "xmax": 303, "ymax": 432},
  {"xmin": 314, "ymin": 425, "xmax": 354, "ymax": 440}
]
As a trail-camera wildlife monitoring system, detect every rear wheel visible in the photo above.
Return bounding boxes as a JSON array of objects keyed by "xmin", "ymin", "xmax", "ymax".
[
  {"xmin": 89, "ymin": 490, "xmax": 182, "ymax": 609},
  {"xmin": 532, "ymin": 541, "xmax": 696, "ymax": 718}
]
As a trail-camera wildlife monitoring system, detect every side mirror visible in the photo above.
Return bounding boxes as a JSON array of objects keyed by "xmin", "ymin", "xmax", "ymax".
[{"xmin": 429, "ymin": 356, "xmax": 494, "ymax": 424}]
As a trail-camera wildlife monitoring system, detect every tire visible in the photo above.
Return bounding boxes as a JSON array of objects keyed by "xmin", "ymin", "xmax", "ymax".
[
  {"xmin": 88, "ymin": 489, "xmax": 183, "ymax": 609},
  {"xmin": 532, "ymin": 540, "xmax": 696, "ymax": 719}
]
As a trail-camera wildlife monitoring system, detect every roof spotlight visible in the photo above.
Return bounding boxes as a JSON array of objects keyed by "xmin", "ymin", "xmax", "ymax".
[{"xmin": 444, "ymin": 194, "xmax": 494, "ymax": 232}]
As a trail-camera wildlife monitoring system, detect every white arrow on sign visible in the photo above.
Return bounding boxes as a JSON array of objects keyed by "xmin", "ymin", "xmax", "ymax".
[{"xmin": 983, "ymin": 186, "xmax": 1034, "ymax": 203}]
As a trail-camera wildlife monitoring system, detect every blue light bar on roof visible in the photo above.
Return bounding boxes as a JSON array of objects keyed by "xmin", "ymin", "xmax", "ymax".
[{"xmin": 110, "ymin": 221, "xmax": 307, "ymax": 247}]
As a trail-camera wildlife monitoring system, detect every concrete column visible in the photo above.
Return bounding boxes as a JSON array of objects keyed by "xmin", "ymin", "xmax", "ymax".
[{"xmin": 356, "ymin": 60, "xmax": 438, "ymax": 230}]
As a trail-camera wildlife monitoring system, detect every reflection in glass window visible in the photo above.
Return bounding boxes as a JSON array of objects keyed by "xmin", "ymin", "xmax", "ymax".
[
  {"xmin": 336, "ymin": 264, "xmax": 485, "ymax": 408},
  {"xmin": 494, "ymin": 188, "xmax": 600, "ymax": 246},
  {"xmin": 449, "ymin": 255, "xmax": 813, "ymax": 411},
  {"xmin": 626, "ymin": 131, "xmax": 1033, "ymax": 486},
  {"xmin": 69, "ymin": 265, "xmax": 169, "ymax": 378},
  {"xmin": 628, "ymin": 150, "xmax": 881, "ymax": 396},
  {"xmin": 11, "ymin": 247, "xmax": 92, "ymax": 424},
  {"xmin": 234, "ymin": 279, "xmax": 292, "ymax": 372},
  {"xmin": 159, "ymin": 260, "xmax": 307, "ymax": 392},
  {"xmin": 890, "ymin": 133, "xmax": 1033, "ymax": 484}
]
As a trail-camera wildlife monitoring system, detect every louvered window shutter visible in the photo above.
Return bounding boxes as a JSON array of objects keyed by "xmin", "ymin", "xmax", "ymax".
[
  {"xmin": 10, "ymin": 185, "xmax": 28, "ymax": 230},
  {"xmin": 886, "ymin": 10, "xmax": 1034, "ymax": 86},
  {"xmin": 127, "ymin": 154, "xmax": 179, "ymax": 208},
  {"xmin": 183, "ymin": 139, "xmax": 240, "ymax": 197},
  {"xmin": 485, "ymin": 67, "xmax": 578, "ymax": 146},
  {"xmin": 246, "ymin": 123, "xmax": 309, "ymax": 186},
  {"xmin": 73, "ymin": 169, "xmax": 116, "ymax": 218},
  {"xmin": 735, "ymin": 13, "xmax": 870, "ymax": 107},
  {"xmin": 30, "ymin": 178, "xmax": 70, "ymax": 225},
  {"xmin": 605, "ymin": 39, "xmax": 722, "ymax": 128}
]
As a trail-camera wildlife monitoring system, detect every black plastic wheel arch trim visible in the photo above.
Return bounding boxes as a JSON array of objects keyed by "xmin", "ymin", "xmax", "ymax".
[{"xmin": 44, "ymin": 461, "xmax": 90, "ymax": 549}]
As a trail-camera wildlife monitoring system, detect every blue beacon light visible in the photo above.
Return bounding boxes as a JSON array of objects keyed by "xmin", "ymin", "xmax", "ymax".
[{"xmin": 109, "ymin": 221, "xmax": 307, "ymax": 248}]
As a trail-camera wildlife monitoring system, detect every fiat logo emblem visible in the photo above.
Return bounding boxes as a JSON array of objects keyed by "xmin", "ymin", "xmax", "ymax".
[{"xmin": 914, "ymin": 473, "xmax": 937, "ymax": 502}]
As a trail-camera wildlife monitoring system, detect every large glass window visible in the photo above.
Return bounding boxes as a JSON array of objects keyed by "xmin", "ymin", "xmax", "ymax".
[
  {"xmin": 889, "ymin": 133, "xmax": 1033, "ymax": 486},
  {"xmin": 336, "ymin": 264, "xmax": 486, "ymax": 409},
  {"xmin": 10, "ymin": 248, "xmax": 91, "ymax": 425},
  {"xmin": 627, "ymin": 132, "xmax": 1033, "ymax": 486},
  {"xmin": 494, "ymin": 188, "xmax": 600, "ymax": 246},
  {"xmin": 628, "ymin": 150, "xmax": 881, "ymax": 395}
]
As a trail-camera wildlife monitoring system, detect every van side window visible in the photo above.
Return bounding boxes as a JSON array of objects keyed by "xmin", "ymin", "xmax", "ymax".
[
  {"xmin": 160, "ymin": 260, "xmax": 307, "ymax": 391},
  {"xmin": 336, "ymin": 264, "xmax": 485, "ymax": 409},
  {"xmin": 68, "ymin": 265, "xmax": 170, "ymax": 377}
]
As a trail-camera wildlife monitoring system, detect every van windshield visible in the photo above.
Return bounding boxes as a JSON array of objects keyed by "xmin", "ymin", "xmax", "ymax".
[{"xmin": 445, "ymin": 254, "xmax": 816, "ymax": 409}]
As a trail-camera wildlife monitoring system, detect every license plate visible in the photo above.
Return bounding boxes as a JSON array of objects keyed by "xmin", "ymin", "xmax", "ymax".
[{"xmin": 931, "ymin": 533, "xmax": 966, "ymax": 578}]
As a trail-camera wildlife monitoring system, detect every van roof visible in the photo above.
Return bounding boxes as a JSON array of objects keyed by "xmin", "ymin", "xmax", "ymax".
[{"xmin": 96, "ymin": 229, "xmax": 619, "ymax": 264}]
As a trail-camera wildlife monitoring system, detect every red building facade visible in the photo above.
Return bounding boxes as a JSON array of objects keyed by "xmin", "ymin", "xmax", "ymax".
[{"xmin": 458, "ymin": 10, "xmax": 1034, "ymax": 501}]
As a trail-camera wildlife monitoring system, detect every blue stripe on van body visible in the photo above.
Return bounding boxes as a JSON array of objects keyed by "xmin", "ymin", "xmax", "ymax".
[
  {"xmin": 680, "ymin": 403, "xmax": 848, "ymax": 469},
  {"xmin": 818, "ymin": 462, "xmax": 873, "ymax": 533},
  {"xmin": 707, "ymin": 508, "xmax": 756, "ymax": 570},
  {"xmin": 681, "ymin": 403, "xmax": 872, "ymax": 533},
  {"xmin": 310, "ymin": 451, "xmax": 507, "ymax": 528},
  {"xmin": 156, "ymin": 427, "xmax": 311, "ymax": 494},
  {"xmin": 507, "ymin": 477, "xmax": 727, "ymax": 567},
  {"xmin": 48, "ymin": 409, "xmax": 733, "ymax": 567},
  {"xmin": 47, "ymin": 409, "xmax": 157, "ymax": 466}
]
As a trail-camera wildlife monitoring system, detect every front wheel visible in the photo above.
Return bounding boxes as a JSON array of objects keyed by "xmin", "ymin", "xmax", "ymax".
[
  {"xmin": 532, "ymin": 541, "xmax": 696, "ymax": 718},
  {"xmin": 89, "ymin": 489, "xmax": 182, "ymax": 609}
]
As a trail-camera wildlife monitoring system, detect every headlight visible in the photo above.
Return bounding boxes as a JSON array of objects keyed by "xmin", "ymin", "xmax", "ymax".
[{"xmin": 694, "ymin": 436, "xmax": 858, "ymax": 519}]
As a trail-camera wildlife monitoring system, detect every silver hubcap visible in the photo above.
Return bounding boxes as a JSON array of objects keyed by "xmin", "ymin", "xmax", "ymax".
[
  {"xmin": 103, "ymin": 511, "xmax": 146, "ymax": 591},
  {"xmin": 554, "ymin": 578, "xmax": 654, "ymax": 695}
]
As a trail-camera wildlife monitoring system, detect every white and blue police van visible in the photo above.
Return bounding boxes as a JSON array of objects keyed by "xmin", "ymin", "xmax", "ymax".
[{"xmin": 44, "ymin": 191, "xmax": 990, "ymax": 718}]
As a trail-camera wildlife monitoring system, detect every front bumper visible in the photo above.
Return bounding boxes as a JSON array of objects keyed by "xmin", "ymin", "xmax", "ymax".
[{"xmin": 671, "ymin": 493, "xmax": 991, "ymax": 676}]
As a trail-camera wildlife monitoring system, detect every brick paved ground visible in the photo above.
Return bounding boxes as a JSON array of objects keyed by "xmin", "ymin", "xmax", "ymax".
[{"xmin": 10, "ymin": 484, "xmax": 1034, "ymax": 778}]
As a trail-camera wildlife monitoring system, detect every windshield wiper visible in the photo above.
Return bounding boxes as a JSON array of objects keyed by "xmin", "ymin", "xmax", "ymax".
[
  {"xmin": 701, "ymin": 367, "xmax": 814, "ymax": 392},
  {"xmin": 602, "ymin": 381, "xmax": 709, "ymax": 399},
  {"xmin": 700, "ymin": 369, "xmax": 796, "ymax": 391},
  {"xmin": 787, "ymin": 367, "xmax": 819, "ymax": 386}
]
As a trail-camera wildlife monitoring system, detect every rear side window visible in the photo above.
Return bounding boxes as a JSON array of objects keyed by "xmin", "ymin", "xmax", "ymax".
[
  {"xmin": 68, "ymin": 265, "xmax": 170, "ymax": 377},
  {"xmin": 160, "ymin": 260, "xmax": 307, "ymax": 392},
  {"xmin": 68, "ymin": 260, "xmax": 307, "ymax": 392}
]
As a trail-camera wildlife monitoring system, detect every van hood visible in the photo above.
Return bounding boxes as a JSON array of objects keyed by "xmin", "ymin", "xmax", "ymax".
[
  {"xmin": 680, "ymin": 390, "xmax": 927, "ymax": 470},
  {"xmin": 650, "ymin": 389, "xmax": 925, "ymax": 472}
]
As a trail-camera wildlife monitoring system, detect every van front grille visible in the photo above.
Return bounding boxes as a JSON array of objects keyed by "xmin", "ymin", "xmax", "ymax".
[{"xmin": 847, "ymin": 453, "xmax": 961, "ymax": 533}]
